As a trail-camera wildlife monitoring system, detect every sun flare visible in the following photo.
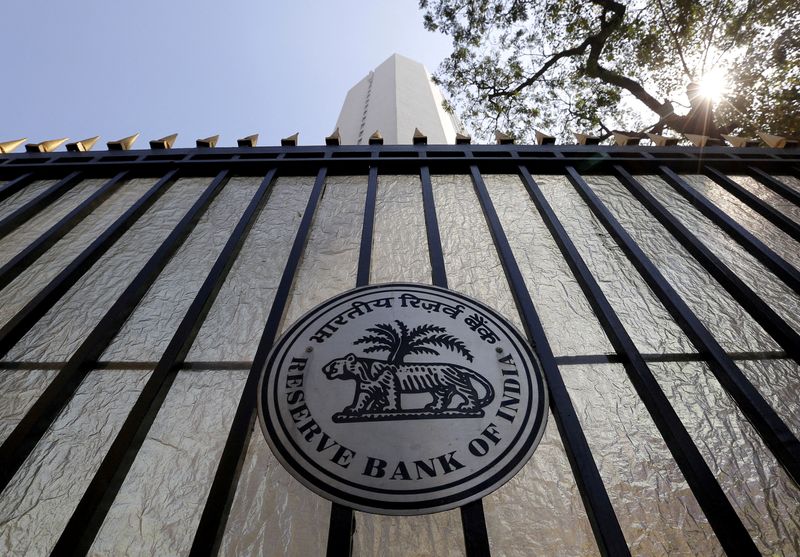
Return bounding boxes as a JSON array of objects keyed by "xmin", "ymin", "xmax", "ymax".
[{"xmin": 697, "ymin": 68, "xmax": 728, "ymax": 103}]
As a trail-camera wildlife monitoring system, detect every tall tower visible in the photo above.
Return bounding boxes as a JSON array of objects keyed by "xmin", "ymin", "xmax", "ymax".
[{"xmin": 335, "ymin": 53, "xmax": 462, "ymax": 145}]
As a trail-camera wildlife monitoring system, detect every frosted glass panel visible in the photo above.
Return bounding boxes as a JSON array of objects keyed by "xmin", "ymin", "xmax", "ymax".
[
  {"xmin": 0, "ymin": 369, "xmax": 150, "ymax": 556},
  {"xmin": 485, "ymin": 174, "xmax": 613, "ymax": 357},
  {"xmin": 0, "ymin": 178, "xmax": 105, "ymax": 267},
  {"xmin": 4, "ymin": 178, "xmax": 208, "ymax": 362},
  {"xmin": 0, "ymin": 180, "xmax": 57, "ymax": 221},
  {"xmin": 587, "ymin": 175, "xmax": 777, "ymax": 352},
  {"xmin": 102, "ymin": 177, "xmax": 261, "ymax": 362},
  {"xmin": 91, "ymin": 369, "xmax": 247, "ymax": 556},
  {"xmin": 0, "ymin": 178, "xmax": 157, "ymax": 332},
  {"xmin": 0, "ymin": 369, "xmax": 58, "ymax": 444},
  {"xmin": 370, "ymin": 175, "xmax": 431, "ymax": 284}
]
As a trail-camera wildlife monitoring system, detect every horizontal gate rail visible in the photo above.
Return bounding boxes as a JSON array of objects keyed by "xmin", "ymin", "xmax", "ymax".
[
  {"xmin": 52, "ymin": 169, "xmax": 279, "ymax": 555},
  {"xmin": 0, "ymin": 171, "xmax": 128, "ymax": 292},
  {"xmin": 190, "ymin": 167, "xmax": 328, "ymax": 556},
  {"xmin": 468, "ymin": 165, "xmax": 630, "ymax": 557},
  {"xmin": 565, "ymin": 166, "xmax": 800, "ymax": 488},
  {"xmin": 518, "ymin": 165, "xmax": 759, "ymax": 555}
]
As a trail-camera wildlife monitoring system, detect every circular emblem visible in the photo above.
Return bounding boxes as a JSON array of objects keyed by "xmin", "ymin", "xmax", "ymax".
[{"xmin": 258, "ymin": 283, "xmax": 548, "ymax": 515}]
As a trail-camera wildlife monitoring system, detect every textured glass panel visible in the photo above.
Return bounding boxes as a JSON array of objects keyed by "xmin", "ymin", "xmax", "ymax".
[
  {"xmin": 650, "ymin": 361, "xmax": 800, "ymax": 554},
  {"xmin": 536, "ymin": 175, "xmax": 695, "ymax": 354},
  {"xmin": 731, "ymin": 176, "xmax": 800, "ymax": 224},
  {"xmin": 102, "ymin": 177, "xmax": 261, "ymax": 361},
  {"xmin": 91, "ymin": 369, "xmax": 247, "ymax": 556},
  {"xmin": 0, "ymin": 369, "xmax": 150, "ymax": 556},
  {"xmin": 0, "ymin": 178, "xmax": 105, "ymax": 267},
  {"xmin": 0, "ymin": 178, "xmax": 157, "ymax": 331},
  {"xmin": 221, "ymin": 176, "xmax": 366, "ymax": 556},
  {"xmin": 484, "ymin": 174, "xmax": 613, "ymax": 357},
  {"xmin": 775, "ymin": 175, "xmax": 800, "ymax": 194},
  {"xmin": 432, "ymin": 174, "xmax": 521, "ymax": 331},
  {"xmin": 0, "ymin": 369, "xmax": 58, "ymax": 444},
  {"xmin": 484, "ymin": 410, "xmax": 599, "ymax": 557},
  {"xmin": 186, "ymin": 177, "xmax": 313, "ymax": 362},
  {"xmin": 3, "ymin": 178, "xmax": 207, "ymax": 362},
  {"xmin": 587, "ymin": 175, "xmax": 777, "ymax": 352},
  {"xmin": 736, "ymin": 359, "xmax": 800, "ymax": 438},
  {"xmin": 370, "ymin": 175, "xmax": 431, "ymax": 284},
  {"xmin": 681, "ymin": 175, "xmax": 800, "ymax": 269},
  {"xmin": 0, "ymin": 179, "xmax": 57, "ymax": 221},
  {"xmin": 562, "ymin": 363, "xmax": 721, "ymax": 555},
  {"xmin": 639, "ymin": 176, "xmax": 800, "ymax": 335}
]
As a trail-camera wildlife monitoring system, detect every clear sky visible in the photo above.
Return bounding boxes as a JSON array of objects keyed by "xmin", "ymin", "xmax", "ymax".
[{"xmin": 0, "ymin": 1, "xmax": 452, "ymax": 149}]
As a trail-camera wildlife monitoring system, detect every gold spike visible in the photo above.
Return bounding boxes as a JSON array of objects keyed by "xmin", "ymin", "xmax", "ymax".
[
  {"xmin": 535, "ymin": 130, "xmax": 555, "ymax": 145},
  {"xmin": 758, "ymin": 132, "xmax": 798, "ymax": 149},
  {"xmin": 612, "ymin": 131, "xmax": 644, "ymax": 146},
  {"xmin": 196, "ymin": 135, "xmax": 219, "ymax": 148},
  {"xmin": 495, "ymin": 131, "xmax": 514, "ymax": 145},
  {"xmin": 326, "ymin": 128, "xmax": 341, "ymax": 146},
  {"xmin": 66, "ymin": 136, "xmax": 100, "ymax": 152},
  {"xmin": 455, "ymin": 133, "xmax": 471, "ymax": 145},
  {"xmin": 721, "ymin": 134, "xmax": 759, "ymax": 148},
  {"xmin": 574, "ymin": 133, "xmax": 600, "ymax": 145},
  {"xmin": 237, "ymin": 134, "xmax": 258, "ymax": 147},
  {"xmin": 281, "ymin": 133, "xmax": 299, "ymax": 147},
  {"xmin": 107, "ymin": 133, "xmax": 140, "ymax": 151},
  {"xmin": 646, "ymin": 133, "xmax": 679, "ymax": 147},
  {"xmin": 685, "ymin": 134, "xmax": 724, "ymax": 147},
  {"xmin": 150, "ymin": 133, "xmax": 178, "ymax": 149},
  {"xmin": 0, "ymin": 138, "xmax": 27, "ymax": 154},
  {"xmin": 412, "ymin": 128, "xmax": 427, "ymax": 145},
  {"xmin": 369, "ymin": 130, "xmax": 383, "ymax": 145},
  {"xmin": 25, "ymin": 137, "xmax": 68, "ymax": 153}
]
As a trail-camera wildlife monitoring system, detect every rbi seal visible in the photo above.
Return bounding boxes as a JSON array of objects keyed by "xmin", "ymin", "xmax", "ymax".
[{"xmin": 258, "ymin": 283, "xmax": 548, "ymax": 515}]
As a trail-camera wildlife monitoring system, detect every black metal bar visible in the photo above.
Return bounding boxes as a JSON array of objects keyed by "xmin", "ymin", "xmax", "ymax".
[
  {"xmin": 51, "ymin": 170, "xmax": 278, "ymax": 555},
  {"xmin": 564, "ymin": 165, "xmax": 800, "ymax": 488},
  {"xmin": 659, "ymin": 167, "xmax": 800, "ymax": 295},
  {"xmin": 0, "ymin": 171, "xmax": 83, "ymax": 239},
  {"xmin": 0, "ymin": 171, "xmax": 128, "ymax": 292},
  {"xmin": 468, "ymin": 165, "xmax": 630, "ymax": 557},
  {"xmin": 355, "ymin": 165, "xmax": 378, "ymax": 287},
  {"xmin": 613, "ymin": 166, "xmax": 800, "ymax": 362},
  {"xmin": 420, "ymin": 165, "xmax": 448, "ymax": 288},
  {"xmin": 189, "ymin": 168, "xmax": 328, "ymax": 556},
  {"xmin": 518, "ymin": 166, "xmax": 759, "ymax": 555},
  {"xmin": 0, "ymin": 170, "xmax": 229, "ymax": 493},
  {"xmin": 705, "ymin": 166, "xmax": 800, "ymax": 242},
  {"xmin": 460, "ymin": 500, "xmax": 492, "ymax": 557},
  {"xmin": 0, "ymin": 170, "xmax": 180, "ymax": 358},
  {"xmin": 0, "ymin": 173, "xmax": 34, "ymax": 204},
  {"xmin": 748, "ymin": 167, "xmax": 800, "ymax": 206},
  {"xmin": 326, "ymin": 504, "xmax": 356, "ymax": 557}
]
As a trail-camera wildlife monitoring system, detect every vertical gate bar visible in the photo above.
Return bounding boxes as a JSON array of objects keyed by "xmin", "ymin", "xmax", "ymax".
[
  {"xmin": 518, "ymin": 166, "xmax": 760, "ymax": 555},
  {"xmin": 326, "ymin": 164, "xmax": 377, "ymax": 557},
  {"xmin": 0, "ymin": 171, "xmax": 128, "ymax": 292},
  {"xmin": 0, "ymin": 170, "xmax": 180, "ymax": 358},
  {"xmin": 0, "ymin": 170, "xmax": 231, "ymax": 493},
  {"xmin": 0, "ymin": 171, "xmax": 84, "ymax": 239},
  {"xmin": 0, "ymin": 173, "xmax": 34, "ymax": 204},
  {"xmin": 421, "ymin": 166, "xmax": 491, "ymax": 556},
  {"xmin": 613, "ymin": 166, "xmax": 800, "ymax": 362},
  {"xmin": 748, "ymin": 167, "xmax": 800, "ymax": 206},
  {"xmin": 51, "ymin": 169, "xmax": 279, "ymax": 555},
  {"xmin": 704, "ymin": 166, "xmax": 800, "ymax": 241},
  {"xmin": 189, "ymin": 167, "xmax": 328, "ymax": 556},
  {"xmin": 468, "ymin": 165, "xmax": 630, "ymax": 557},
  {"xmin": 659, "ymin": 167, "xmax": 800, "ymax": 295},
  {"xmin": 564, "ymin": 165, "xmax": 800, "ymax": 487}
]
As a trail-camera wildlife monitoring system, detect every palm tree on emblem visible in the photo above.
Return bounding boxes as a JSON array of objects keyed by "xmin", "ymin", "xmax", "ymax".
[{"xmin": 354, "ymin": 321, "xmax": 473, "ymax": 364}]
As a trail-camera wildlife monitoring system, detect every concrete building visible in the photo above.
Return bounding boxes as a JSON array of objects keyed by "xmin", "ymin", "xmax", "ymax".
[
  {"xmin": 335, "ymin": 53, "xmax": 462, "ymax": 145},
  {"xmin": 0, "ymin": 56, "xmax": 798, "ymax": 557}
]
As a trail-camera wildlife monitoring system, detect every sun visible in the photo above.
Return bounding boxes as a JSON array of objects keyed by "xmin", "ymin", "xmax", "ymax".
[{"xmin": 697, "ymin": 68, "xmax": 728, "ymax": 103}]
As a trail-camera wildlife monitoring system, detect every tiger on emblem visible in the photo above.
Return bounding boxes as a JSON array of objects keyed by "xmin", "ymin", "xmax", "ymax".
[{"xmin": 322, "ymin": 353, "xmax": 495, "ymax": 416}]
